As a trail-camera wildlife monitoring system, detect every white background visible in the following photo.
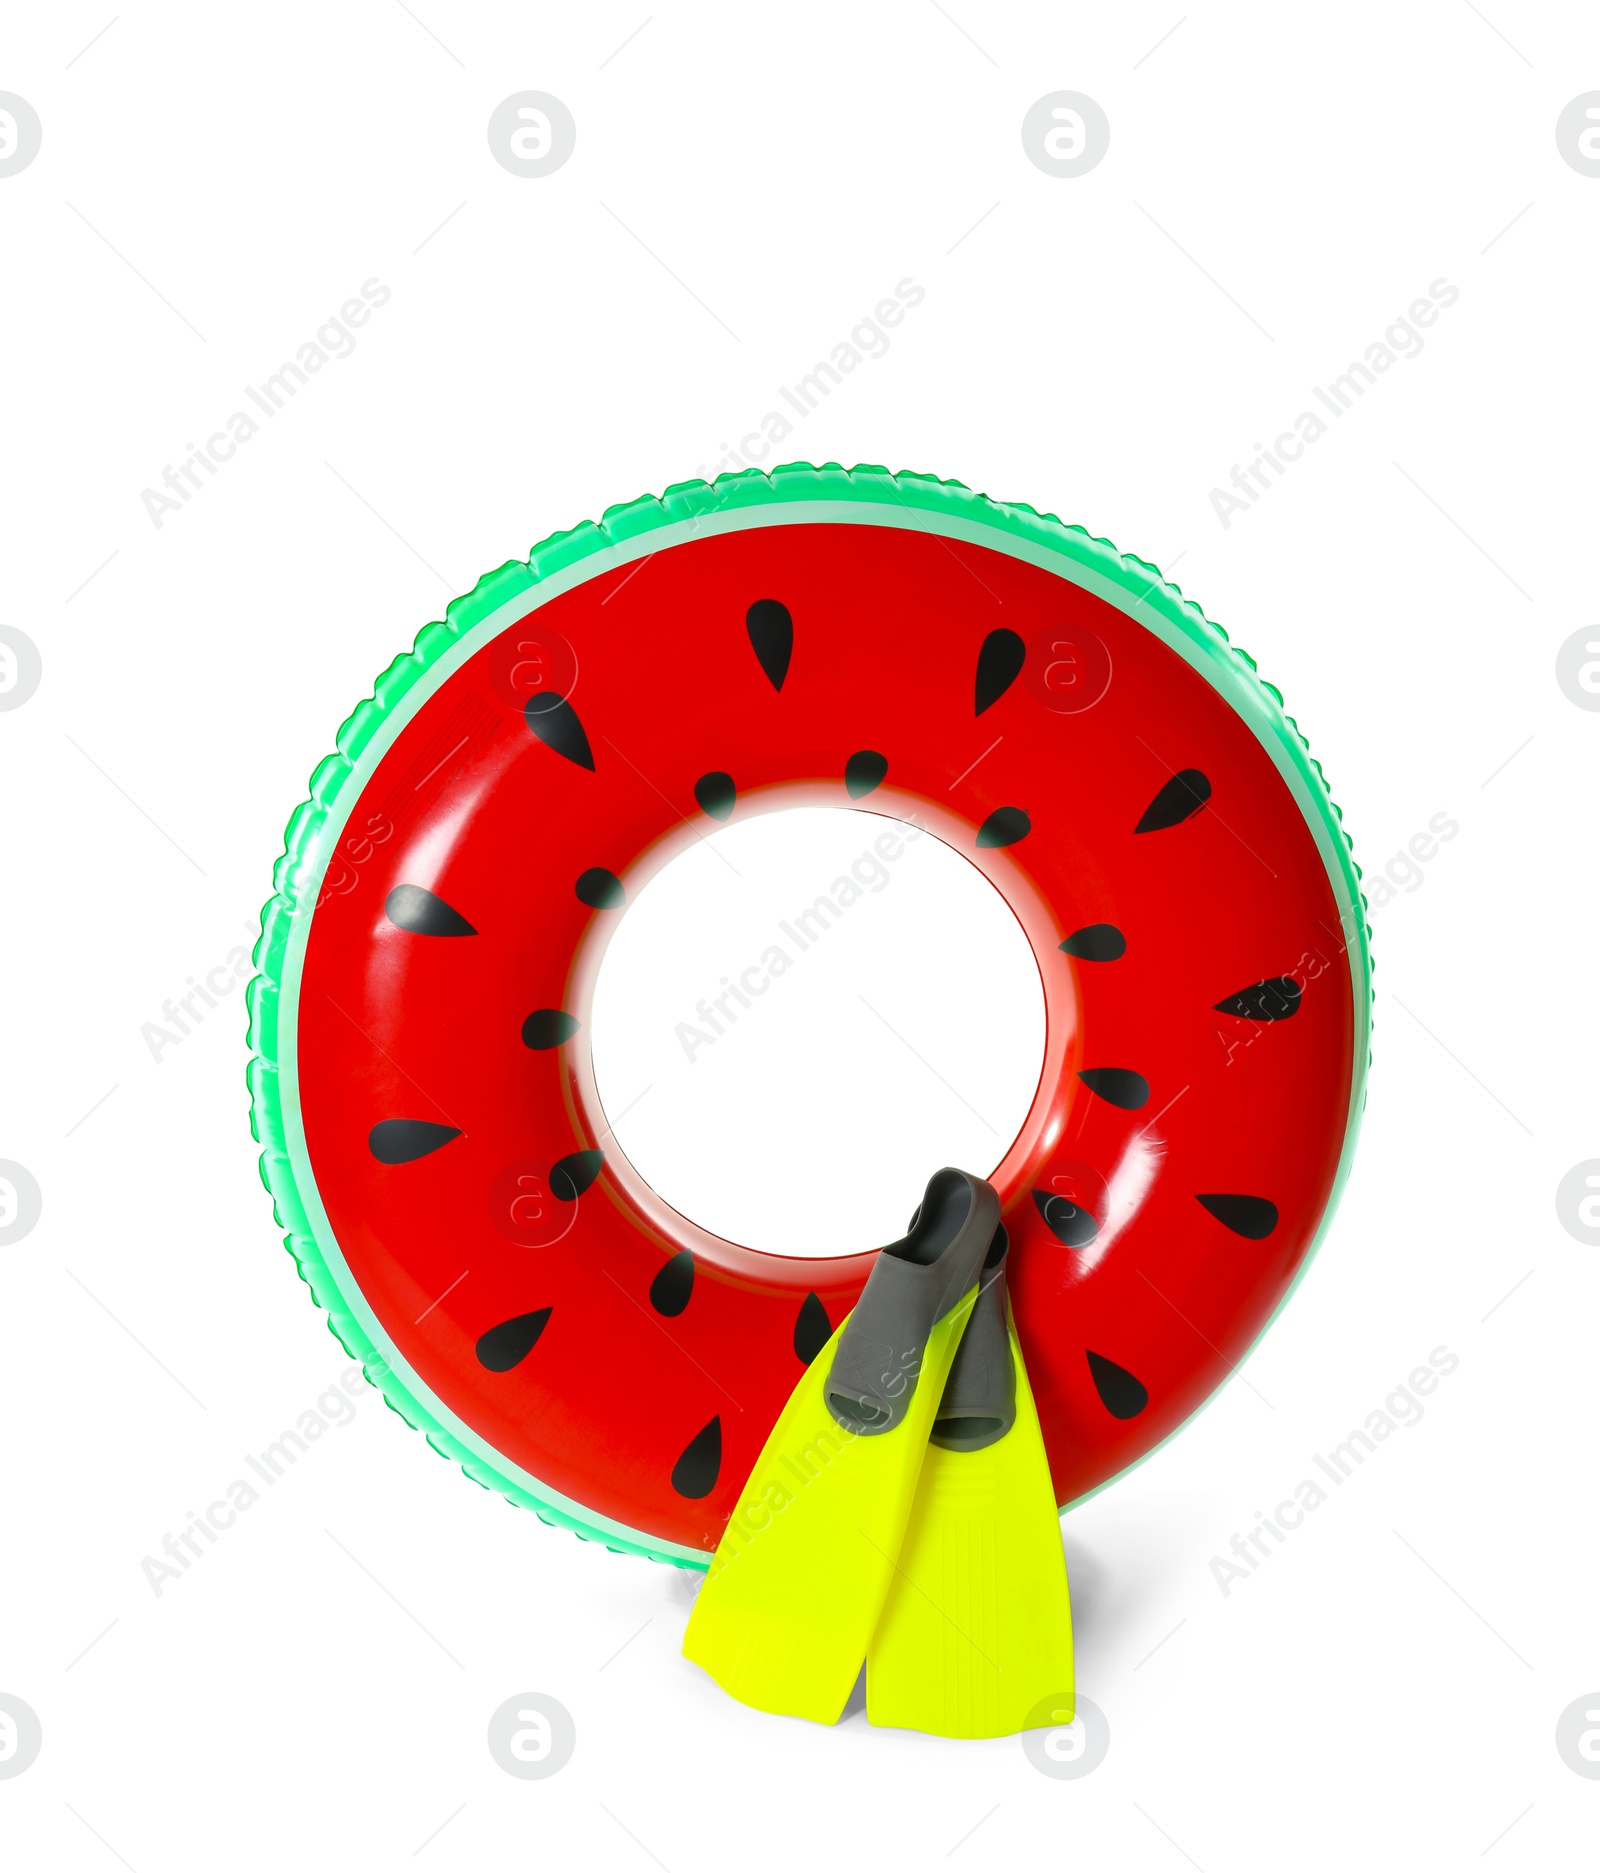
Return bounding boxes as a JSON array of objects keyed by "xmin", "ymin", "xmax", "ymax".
[
  {"xmin": 1, "ymin": 2, "xmax": 1597, "ymax": 1866},
  {"xmin": 589, "ymin": 806, "xmax": 1049, "ymax": 1257}
]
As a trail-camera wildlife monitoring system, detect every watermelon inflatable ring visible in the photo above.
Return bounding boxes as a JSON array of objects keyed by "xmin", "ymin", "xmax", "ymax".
[{"xmin": 248, "ymin": 464, "xmax": 1371, "ymax": 1569}]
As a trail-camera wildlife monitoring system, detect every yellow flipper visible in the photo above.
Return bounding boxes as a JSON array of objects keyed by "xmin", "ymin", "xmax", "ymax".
[
  {"xmin": 866, "ymin": 1310, "xmax": 1074, "ymax": 1739},
  {"xmin": 682, "ymin": 1297, "xmax": 974, "ymax": 1723}
]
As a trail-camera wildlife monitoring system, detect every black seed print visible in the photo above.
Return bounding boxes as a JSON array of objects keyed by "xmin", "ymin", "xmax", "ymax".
[
  {"xmin": 575, "ymin": 867, "xmax": 626, "ymax": 910},
  {"xmin": 1196, "ymin": 1193, "xmax": 1279, "ymax": 1239},
  {"xmin": 649, "ymin": 1248, "xmax": 695, "ymax": 1317},
  {"xmin": 975, "ymin": 628, "xmax": 1026, "ymax": 715},
  {"xmin": 385, "ymin": 885, "xmax": 476, "ymax": 936},
  {"xmin": 476, "ymin": 1308, "xmax": 552, "ymax": 1372},
  {"xmin": 522, "ymin": 1009, "xmax": 580, "ymax": 1049},
  {"xmin": 1076, "ymin": 1068, "xmax": 1150, "ymax": 1110},
  {"xmin": 1032, "ymin": 1189, "xmax": 1099, "ymax": 1248},
  {"xmin": 671, "ymin": 1416, "xmax": 722, "ymax": 1498},
  {"xmin": 368, "ymin": 1119, "xmax": 461, "ymax": 1164},
  {"xmin": 976, "ymin": 806, "xmax": 1030, "ymax": 848},
  {"xmin": 746, "ymin": 599, "xmax": 793, "ymax": 690},
  {"xmin": 1214, "ymin": 978, "xmax": 1301, "ymax": 1022},
  {"xmin": 845, "ymin": 750, "xmax": 888, "ymax": 799},
  {"xmin": 1060, "ymin": 924, "xmax": 1125, "ymax": 962},
  {"xmin": 793, "ymin": 1291, "xmax": 832, "ymax": 1364},
  {"xmin": 524, "ymin": 692, "xmax": 595, "ymax": 770},
  {"xmin": 1135, "ymin": 769, "xmax": 1211, "ymax": 832},
  {"xmin": 1086, "ymin": 1349, "xmax": 1148, "ymax": 1419},
  {"xmin": 549, "ymin": 1149, "xmax": 604, "ymax": 1200},
  {"xmin": 694, "ymin": 771, "xmax": 737, "ymax": 821}
]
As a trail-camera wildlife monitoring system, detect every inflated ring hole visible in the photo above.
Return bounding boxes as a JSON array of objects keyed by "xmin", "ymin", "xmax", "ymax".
[{"xmin": 587, "ymin": 806, "xmax": 1047, "ymax": 1259}]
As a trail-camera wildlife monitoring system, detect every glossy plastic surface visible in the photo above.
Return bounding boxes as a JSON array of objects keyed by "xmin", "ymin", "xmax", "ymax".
[
  {"xmin": 868, "ymin": 1309, "xmax": 1074, "ymax": 1739},
  {"xmin": 682, "ymin": 1292, "xmax": 975, "ymax": 1724},
  {"xmin": 249, "ymin": 464, "xmax": 1371, "ymax": 1567}
]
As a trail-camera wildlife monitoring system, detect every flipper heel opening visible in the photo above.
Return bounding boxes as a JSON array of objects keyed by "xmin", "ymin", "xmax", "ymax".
[{"xmin": 824, "ymin": 1169, "xmax": 999, "ymax": 1436}]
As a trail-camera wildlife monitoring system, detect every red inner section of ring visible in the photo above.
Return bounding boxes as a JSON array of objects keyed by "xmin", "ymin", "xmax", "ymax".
[{"xmin": 296, "ymin": 522, "xmax": 1356, "ymax": 1554}]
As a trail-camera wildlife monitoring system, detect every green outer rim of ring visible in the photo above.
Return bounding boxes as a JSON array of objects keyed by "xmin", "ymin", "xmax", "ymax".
[{"xmin": 246, "ymin": 461, "xmax": 1374, "ymax": 1571}]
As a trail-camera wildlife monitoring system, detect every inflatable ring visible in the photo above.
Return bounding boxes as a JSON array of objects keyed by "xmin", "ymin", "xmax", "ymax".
[{"xmin": 249, "ymin": 464, "xmax": 1371, "ymax": 1569}]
